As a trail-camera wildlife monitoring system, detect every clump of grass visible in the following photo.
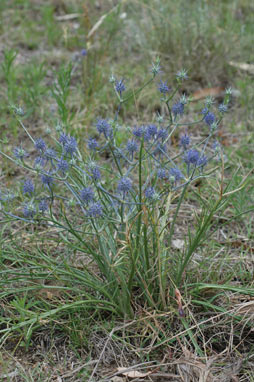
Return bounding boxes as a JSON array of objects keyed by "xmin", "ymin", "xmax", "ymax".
[{"xmin": 1, "ymin": 60, "xmax": 253, "ymax": 355}]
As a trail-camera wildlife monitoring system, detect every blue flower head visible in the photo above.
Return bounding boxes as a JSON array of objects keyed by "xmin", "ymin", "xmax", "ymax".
[
  {"xmin": 180, "ymin": 133, "xmax": 190, "ymax": 150},
  {"xmin": 41, "ymin": 173, "xmax": 54, "ymax": 188},
  {"xmin": 35, "ymin": 138, "xmax": 46, "ymax": 152},
  {"xmin": 157, "ymin": 129, "xmax": 168, "ymax": 141},
  {"xmin": 90, "ymin": 166, "xmax": 101, "ymax": 181},
  {"xmin": 157, "ymin": 168, "xmax": 168, "ymax": 180},
  {"xmin": 169, "ymin": 167, "xmax": 183, "ymax": 182},
  {"xmin": 204, "ymin": 112, "xmax": 215, "ymax": 126},
  {"xmin": 147, "ymin": 124, "xmax": 157, "ymax": 138},
  {"xmin": 63, "ymin": 136, "xmax": 77, "ymax": 156},
  {"xmin": 34, "ymin": 156, "xmax": 46, "ymax": 169},
  {"xmin": 145, "ymin": 187, "xmax": 155, "ymax": 199},
  {"xmin": 87, "ymin": 138, "xmax": 99, "ymax": 151},
  {"xmin": 44, "ymin": 148, "xmax": 56, "ymax": 161},
  {"xmin": 80, "ymin": 187, "xmax": 94, "ymax": 204},
  {"xmin": 183, "ymin": 149, "xmax": 200, "ymax": 165},
  {"xmin": 201, "ymin": 108, "xmax": 215, "ymax": 126},
  {"xmin": 59, "ymin": 133, "xmax": 69, "ymax": 146},
  {"xmin": 212, "ymin": 140, "xmax": 220, "ymax": 153},
  {"xmin": 23, "ymin": 203, "xmax": 36, "ymax": 218},
  {"xmin": 197, "ymin": 155, "xmax": 208, "ymax": 169},
  {"xmin": 0, "ymin": 191, "xmax": 15, "ymax": 202},
  {"xmin": 13, "ymin": 147, "xmax": 28, "ymax": 160},
  {"xmin": 57, "ymin": 158, "xmax": 69, "ymax": 174},
  {"xmin": 126, "ymin": 139, "xmax": 138, "ymax": 155},
  {"xmin": 172, "ymin": 102, "xmax": 184, "ymax": 116},
  {"xmin": 115, "ymin": 78, "xmax": 125, "ymax": 96},
  {"xmin": 158, "ymin": 80, "xmax": 170, "ymax": 94},
  {"xmin": 96, "ymin": 119, "xmax": 112, "ymax": 138},
  {"xmin": 23, "ymin": 179, "xmax": 34, "ymax": 195},
  {"xmin": 39, "ymin": 199, "xmax": 48, "ymax": 213},
  {"xmin": 218, "ymin": 103, "xmax": 228, "ymax": 113},
  {"xmin": 87, "ymin": 202, "xmax": 103, "ymax": 218},
  {"xmin": 144, "ymin": 125, "xmax": 157, "ymax": 142},
  {"xmin": 133, "ymin": 126, "xmax": 144, "ymax": 138},
  {"xmin": 81, "ymin": 49, "xmax": 87, "ymax": 57},
  {"xmin": 117, "ymin": 177, "xmax": 132, "ymax": 194}
]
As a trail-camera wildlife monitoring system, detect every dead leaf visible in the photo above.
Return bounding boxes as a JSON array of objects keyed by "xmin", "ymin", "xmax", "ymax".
[
  {"xmin": 175, "ymin": 288, "xmax": 184, "ymax": 317},
  {"xmin": 117, "ymin": 368, "xmax": 152, "ymax": 378},
  {"xmin": 172, "ymin": 239, "xmax": 185, "ymax": 249},
  {"xmin": 111, "ymin": 377, "xmax": 124, "ymax": 382},
  {"xmin": 229, "ymin": 61, "xmax": 254, "ymax": 74},
  {"xmin": 192, "ymin": 87, "xmax": 225, "ymax": 101},
  {"xmin": 55, "ymin": 13, "xmax": 80, "ymax": 21}
]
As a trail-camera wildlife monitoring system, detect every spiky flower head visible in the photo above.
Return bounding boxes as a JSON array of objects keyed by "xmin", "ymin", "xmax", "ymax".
[
  {"xmin": 63, "ymin": 136, "xmax": 77, "ymax": 156},
  {"xmin": 180, "ymin": 133, "xmax": 190, "ymax": 150},
  {"xmin": 158, "ymin": 80, "xmax": 170, "ymax": 94},
  {"xmin": 14, "ymin": 106, "xmax": 25, "ymax": 116},
  {"xmin": 80, "ymin": 187, "xmax": 94, "ymax": 204},
  {"xmin": 87, "ymin": 202, "xmax": 103, "ymax": 218},
  {"xmin": 109, "ymin": 73, "xmax": 115, "ymax": 83},
  {"xmin": 23, "ymin": 179, "xmax": 34, "ymax": 195},
  {"xmin": 157, "ymin": 168, "xmax": 168, "ymax": 180},
  {"xmin": 44, "ymin": 148, "xmax": 56, "ymax": 161},
  {"xmin": 147, "ymin": 124, "xmax": 157, "ymax": 137},
  {"xmin": 117, "ymin": 177, "xmax": 132, "ymax": 194},
  {"xmin": 218, "ymin": 103, "xmax": 228, "ymax": 113},
  {"xmin": 81, "ymin": 49, "xmax": 87, "ymax": 56},
  {"xmin": 180, "ymin": 94, "xmax": 188, "ymax": 105},
  {"xmin": 13, "ymin": 147, "xmax": 28, "ymax": 160},
  {"xmin": 56, "ymin": 122, "xmax": 62, "ymax": 133},
  {"xmin": 115, "ymin": 78, "xmax": 125, "ymax": 96},
  {"xmin": 204, "ymin": 111, "xmax": 215, "ymax": 126},
  {"xmin": 34, "ymin": 156, "xmax": 45, "ymax": 170},
  {"xmin": 57, "ymin": 158, "xmax": 69, "ymax": 174},
  {"xmin": 176, "ymin": 69, "xmax": 188, "ymax": 81},
  {"xmin": 157, "ymin": 128, "xmax": 168, "ymax": 141},
  {"xmin": 23, "ymin": 203, "xmax": 36, "ymax": 218},
  {"xmin": 39, "ymin": 199, "xmax": 48, "ymax": 213},
  {"xmin": 90, "ymin": 166, "xmax": 101, "ymax": 181},
  {"xmin": 205, "ymin": 96, "xmax": 215, "ymax": 107},
  {"xmin": 183, "ymin": 149, "xmax": 200, "ymax": 165},
  {"xmin": 133, "ymin": 126, "xmax": 144, "ymax": 138},
  {"xmin": 0, "ymin": 191, "xmax": 15, "ymax": 202},
  {"xmin": 41, "ymin": 173, "xmax": 54, "ymax": 188},
  {"xmin": 201, "ymin": 108, "xmax": 215, "ymax": 126},
  {"xmin": 151, "ymin": 57, "xmax": 161, "ymax": 76},
  {"xmin": 144, "ymin": 124, "xmax": 157, "ymax": 141},
  {"xmin": 145, "ymin": 187, "xmax": 155, "ymax": 199},
  {"xmin": 197, "ymin": 155, "xmax": 208, "ymax": 169},
  {"xmin": 96, "ymin": 118, "xmax": 112, "ymax": 138},
  {"xmin": 156, "ymin": 113, "xmax": 164, "ymax": 123},
  {"xmin": 212, "ymin": 140, "xmax": 220, "ymax": 153},
  {"xmin": 225, "ymin": 87, "xmax": 232, "ymax": 96},
  {"xmin": 87, "ymin": 138, "xmax": 99, "ymax": 151},
  {"xmin": 169, "ymin": 167, "xmax": 184, "ymax": 181},
  {"xmin": 172, "ymin": 102, "xmax": 184, "ymax": 116},
  {"xmin": 59, "ymin": 132, "xmax": 69, "ymax": 145},
  {"xmin": 35, "ymin": 138, "xmax": 46, "ymax": 152},
  {"xmin": 126, "ymin": 139, "xmax": 138, "ymax": 155}
]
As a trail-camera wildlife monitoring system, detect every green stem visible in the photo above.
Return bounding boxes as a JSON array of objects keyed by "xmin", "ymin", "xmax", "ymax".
[{"xmin": 127, "ymin": 140, "xmax": 144, "ymax": 311}]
